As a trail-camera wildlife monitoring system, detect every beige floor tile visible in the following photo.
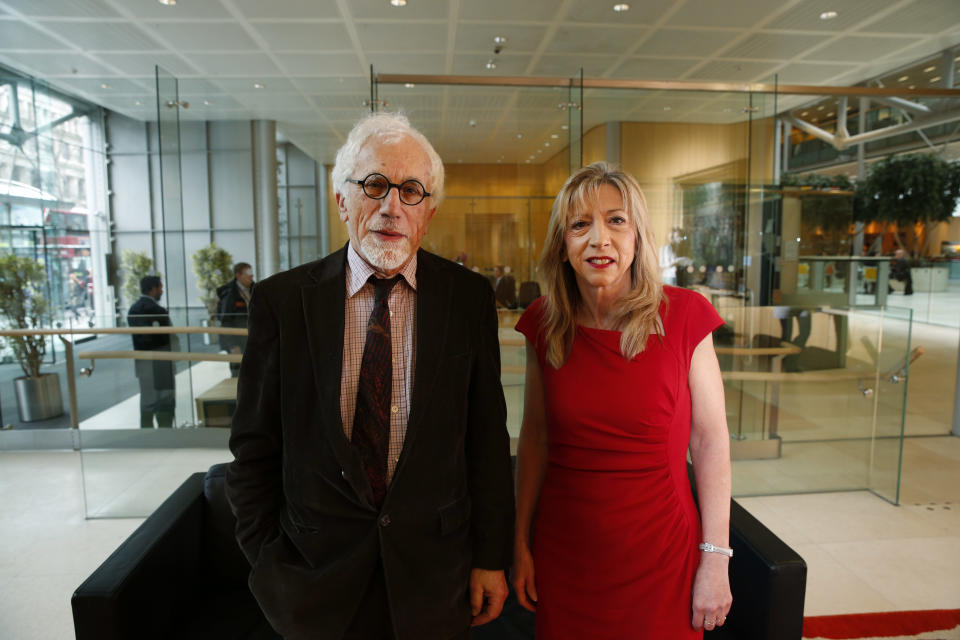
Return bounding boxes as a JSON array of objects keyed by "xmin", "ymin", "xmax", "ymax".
[{"xmin": 790, "ymin": 543, "xmax": 897, "ymax": 616}]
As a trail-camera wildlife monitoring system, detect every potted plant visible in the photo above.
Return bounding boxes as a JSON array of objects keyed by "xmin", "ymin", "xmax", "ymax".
[
  {"xmin": 121, "ymin": 250, "xmax": 154, "ymax": 311},
  {"xmin": 854, "ymin": 153, "xmax": 960, "ymax": 258},
  {"xmin": 191, "ymin": 243, "xmax": 233, "ymax": 321},
  {"xmin": 0, "ymin": 254, "xmax": 63, "ymax": 422}
]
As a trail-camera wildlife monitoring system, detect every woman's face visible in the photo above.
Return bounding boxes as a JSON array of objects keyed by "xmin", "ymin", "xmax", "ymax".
[{"xmin": 563, "ymin": 183, "xmax": 637, "ymax": 299}]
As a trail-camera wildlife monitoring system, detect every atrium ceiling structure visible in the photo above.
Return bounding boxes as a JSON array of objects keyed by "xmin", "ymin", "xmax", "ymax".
[{"xmin": 0, "ymin": 0, "xmax": 958, "ymax": 163}]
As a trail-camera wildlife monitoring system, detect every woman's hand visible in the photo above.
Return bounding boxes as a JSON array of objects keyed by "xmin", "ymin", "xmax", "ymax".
[
  {"xmin": 690, "ymin": 553, "xmax": 732, "ymax": 631},
  {"xmin": 511, "ymin": 541, "xmax": 539, "ymax": 612}
]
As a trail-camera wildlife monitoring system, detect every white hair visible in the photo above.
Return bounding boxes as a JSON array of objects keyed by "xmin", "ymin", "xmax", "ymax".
[{"xmin": 332, "ymin": 112, "xmax": 445, "ymax": 208}]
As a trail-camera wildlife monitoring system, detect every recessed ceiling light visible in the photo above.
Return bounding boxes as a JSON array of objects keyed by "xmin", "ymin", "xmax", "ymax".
[
  {"xmin": 516, "ymin": 133, "xmax": 524, "ymax": 139},
  {"xmin": 157, "ymin": 0, "xmax": 176, "ymax": 5},
  {"xmin": 485, "ymin": 60, "xmax": 497, "ymax": 70},
  {"xmin": 827, "ymin": 112, "xmax": 835, "ymax": 117},
  {"xmin": 908, "ymin": 85, "xmax": 916, "ymax": 89},
  {"xmin": 493, "ymin": 36, "xmax": 507, "ymax": 45},
  {"xmin": 663, "ymin": 106, "xmax": 671, "ymax": 111},
  {"xmin": 135, "ymin": 100, "xmax": 143, "ymax": 106},
  {"xmin": 898, "ymin": 75, "xmax": 909, "ymax": 82},
  {"xmin": 930, "ymin": 76, "xmax": 941, "ymax": 83},
  {"xmin": 390, "ymin": 0, "xmax": 406, "ymax": 6},
  {"xmin": 544, "ymin": 142, "xmax": 550, "ymax": 147},
  {"xmin": 537, "ymin": 149, "xmax": 543, "ymax": 154},
  {"xmin": 819, "ymin": 10, "xmax": 838, "ymax": 20},
  {"xmin": 254, "ymin": 83, "xmax": 264, "ymax": 89},
  {"xmin": 924, "ymin": 66, "xmax": 937, "ymax": 73},
  {"xmin": 100, "ymin": 83, "xmax": 111, "ymax": 89},
  {"xmin": 561, "ymin": 124, "xmax": 569, "ymax": 130},
  {"xmin": 468, "ymin": 119, "xmax": 477, "ymax": 127},
  {"xmin": 817, "ymin": 105, "xmax": 825, "ymax": 111},
  {"xmin": 613, "ymin": 3, "xmax": 630, "ymax": 12},
  {"xmin": 405, "ymin": 83, "xmax": 415, "ymax": 88},
  {"xmin": 550, "ymin": 134, "xmax": 559, "ymax": 138},
  {"xmin": 525, "ymin": 159, "xmax": 531, "ymax": 164},
  {"xmin": 203, "ymin": 100, "xmax": 212, "ymax": 106},
  {"xmin": 801, "ymin": 111, "xmax": 809, "ymax": 116}
]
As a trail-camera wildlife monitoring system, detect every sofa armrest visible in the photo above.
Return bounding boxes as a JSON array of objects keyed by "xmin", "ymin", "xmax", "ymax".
[
  {"xmin": 71, "ymin": 472, "xmax": 206, "ymax": 640},
  {"xmin": 723, "ymin": 500, "xmax": 807, "ymax": 640}
]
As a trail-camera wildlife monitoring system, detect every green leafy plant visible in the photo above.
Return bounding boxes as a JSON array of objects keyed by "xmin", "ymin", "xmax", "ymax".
[
  {"xmin": 0, "ymin": 254, "xmax": 51, "ymax": 378},
  {"xmin": 121, "ymin": 250, "xmax": 154, "ymax": 309},
  {"xmin": 854, "ymin": 153, "xmax": 960, "ymax": 258},
  {"xmin": 782, "ymin": 171, "xmax": 855, "ymax": 235},
  {"xmin": 191, "ymin": 243, "xmax": 233, "ymax": 319}
]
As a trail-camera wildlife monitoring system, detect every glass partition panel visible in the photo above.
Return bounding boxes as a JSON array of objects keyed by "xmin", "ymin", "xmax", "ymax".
[{"xmin": 721, "ymin": 303, "xmax": 910, "ymax": 503}]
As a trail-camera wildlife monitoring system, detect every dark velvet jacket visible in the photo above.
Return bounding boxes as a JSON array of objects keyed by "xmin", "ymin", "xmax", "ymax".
[
  {"xmin": 225, "ymin": 245, "xmax": 515, "ymax": 640},
  {"xmin": 127, "ymin": 295, "xmax": 174, "ymax": 388},
  {"xmin": 217, "ymin": 278, "xmax": 252, "ymax": 352}
]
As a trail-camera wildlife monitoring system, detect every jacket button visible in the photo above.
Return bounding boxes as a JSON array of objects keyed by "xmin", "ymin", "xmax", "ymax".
[{"xmin": 379, "ymin": 514, "xmax": 391, "ymax": 527}]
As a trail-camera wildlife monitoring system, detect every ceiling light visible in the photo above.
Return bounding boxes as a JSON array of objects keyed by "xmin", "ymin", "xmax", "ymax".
[
  {"xmin": 468, "ymin": 119, "xmax": 477, "ymax": 127},
  {"xmin": 493, "ymin": 36, "xmax": 507, "ymax": 45},
  {"xmin": 827, "ymin": 112, "xmax": 835, "ymax": 117},
  {"xmin": 898, "ymin": 75, "xmax": 909, "ymax": 82},
  {"xmin": 135, "ymin": 100, "xmax": 143, "ymax": 106},
  {"xmin": 537, "ymin": 149, "xmax": 543, "ymax": 154},
  {"xmin": 254, "ymin": 83, "xmax": 264, "ymax": 89},
  {"xmin": 561, "ymin": 124, "xmax": 569, "ymax": 130},
  {"xmin": 801, "ymin": 111, "xmax": 809, "ymax": 116},
  {"xmin": 157, "ymin": 0, "xmax": 176, "ymax": 5},
  {"xmin": 390, "ymin": 0, "xmax": 406, "ymax": 6},
  {"xmin": 930, "ymin": 76, "xmax": 941, "ymax": 83},
  {"xmin": 525, "ymin": 160, "xmax": 531, "ymax": 164},
  {"xmin": 485, "ymin": 60, "xmax": 497, "ymax": 70},
  {"xmin": 663, "ymin": 106, "xmax": 671, "ymax": 111},
  {"xmin": 550, "ymin": 134, "xmax": 559, "ymax": 138},
  {"xmin": 544, "ymin": 142, "xmax": 550, "ymax": 147},
  {"xmin": 100, "ymin": 83, "xmax": 111, "ymax": 89},
  {"xmin": 908, "ymin": 85, "xmax": 916, "ymax": 89},
  {"xmin": 817, "ymin": 105, "xmax": 825, "ymax": 111},
  {"xmin": 819, "ymin": 10, "xmax": 838, "ymax": 20},
  {"xmin": 516, "ymin": 133, "xmax": 524, "ymax": 139},
  {"xmin": 405, "ymin": 83, "xmax": 415, "ymax": 88},
  {"xmin": 924, "ymin": 66, "xmax": 937, "ymax": 73},
  {"xmin": 613, "ymin": 3, "xmax": 630, "ymax": 11},
  {"xmin": 203, "ymin": 100, "xmax": 212, "ymax": 106}
]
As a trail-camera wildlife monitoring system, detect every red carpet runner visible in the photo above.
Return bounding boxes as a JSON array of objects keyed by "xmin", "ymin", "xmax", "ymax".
[{"xmin": 803, "ymin": 609, "xmax": 960, "ymax": 639}]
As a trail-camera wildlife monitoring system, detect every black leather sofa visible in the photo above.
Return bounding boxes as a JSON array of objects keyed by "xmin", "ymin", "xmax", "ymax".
[{"xmin": 73, "ymin": 463, "xmax": 806, "ymax": 639}]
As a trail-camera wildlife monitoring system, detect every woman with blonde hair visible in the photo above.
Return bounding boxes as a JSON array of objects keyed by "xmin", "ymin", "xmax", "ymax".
[{"xmin": 512, "ymin": 163, "xmax": 732, "ymax": 638}]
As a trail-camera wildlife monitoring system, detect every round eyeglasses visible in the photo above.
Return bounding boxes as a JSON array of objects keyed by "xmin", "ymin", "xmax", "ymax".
[{"xmin": 346, "ymin": 173, "xmax": 431, "ymax": 206}]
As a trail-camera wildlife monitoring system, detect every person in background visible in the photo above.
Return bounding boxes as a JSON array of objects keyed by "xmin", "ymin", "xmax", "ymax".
[
  {"xmin": 218, "ymin": 262, "xmax": 255, "ymax": 377},
  {"xmin": 225, "ymin": 112, "xmax": 514, "ymax": 640},
  {"xmin": 512, "ymin": 163, "xmax": 732, "ymax": 639},
  {"xmin": 889, "ymin": 248, "xmax": 913, "ymax": 295},
  {"xmin": 127, "ymin": 275, "xmax": 175, "ymax": 429},
  {"xmin": 494, "ymin": 264, "xmax": 517, "ymax": 309}
]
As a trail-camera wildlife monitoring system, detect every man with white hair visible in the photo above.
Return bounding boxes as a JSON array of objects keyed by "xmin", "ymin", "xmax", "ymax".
[{"xmin": 226, "ymin": 112, "xmax": 514, "ymax": 640}]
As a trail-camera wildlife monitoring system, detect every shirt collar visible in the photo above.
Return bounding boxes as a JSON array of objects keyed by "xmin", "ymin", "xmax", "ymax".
[{"xmin": 346, "ymin": 241, "xmax": 418, "ymax": 298}]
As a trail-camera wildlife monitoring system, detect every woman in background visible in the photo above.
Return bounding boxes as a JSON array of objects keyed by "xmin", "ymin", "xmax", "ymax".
[{"xmin": 512, "ymin": 163, "xmax": 732, "ymax": 639}]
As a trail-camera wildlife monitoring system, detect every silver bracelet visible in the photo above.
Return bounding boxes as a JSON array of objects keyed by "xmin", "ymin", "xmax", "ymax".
[{"xmin": 699, "ymin": 542, "xmax": 733, "ymax": 557}]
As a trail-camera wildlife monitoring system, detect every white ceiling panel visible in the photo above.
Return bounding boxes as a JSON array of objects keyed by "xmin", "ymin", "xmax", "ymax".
[
  {"xmin": 451, "ymin": 53, "xmax": 530, "ymax": 76},
  {"xmin": 215, "ymin": 77, "xmax": 298, "ymax": 92},
  {"xmin": 0, "ymin": 51, "xmax": 113, "ymax": 76},
  {"xmin": 355, "ymin": 22, "xmax": 448, "ymax": 52},
  {"xmin": 231, "ymin": 0, "xmax": 341, "ymax": 20},
  {"xmin": 665, "ymin": 0, "xmax": 782, "ymax": 29},
  {"xmin": 108, "ymin": 0, "xmax": 233, "ymax": 20},
  {"xmin": 59, "ymin": 76, "xmax": 150, "ymax": 94},
  {"xmin": 2, "ymin": 0, "xmax": 120, "ymax": 18},
  {"xmin": 290, "ymin": 77, "xmax": 368, "ymax": 93},
  {"xmin": 459, "ymin": 0, "xmax": 561, "ymax": 22},
  {"xmin": 180, "ymin": 95, "xmax": 244, "ymax": 110},
  {"xmin": 687, "ymin": 60, "xmax": 779, "ymax": 81},
  {"xmin": 634, "ymin": 29, "xmax": 738, "ymax": 58},
  {"xmin": 146, "ymin": 22, "xmax": 259, "ymax": 51},
  {"xmin": 776, "ymin": 62, "xmax": 861, "ymax": 84},
  {"xmin": 307, "ymin": 93, "xmax": 370, "ymax": 109},
  {"xmin": 804, "ymin": 35, "xmax": 915, "ymax": 63},
  {"xmin": 41, "ymin": 20, "xmax": 163, "ymax": 51},
  {"xmin": 608, "ymin": 58, "xmax": 699, "ymax": 80},
  {"xmin": 367, "ymin": 52, "xmax": 447, "ymax": 75},
  {"xmin": 863, "ymin": 0, "xmax": 960, "ymax": 34},
  {"xmin": 453, "ymin": 24, "xmax": 548, "ymax": 53},
  {"xmin": 190, "ymin": 53, "xmax": 281, "ymax": 76},
  {"xmin": 546, "ymin": 26, "xmax": 649, "ymax": 55},
  {"xmin": 94, "ymin": 52, "xmax": 197, "ymax": 78},
  {"xmin": 566, "ymin": 0, "xmax": 675, "ymax": 25},
  {"xmin": 0, "ymin": 20, "xmax": 76, "ymax": 49},
  {"xmin": 276, "ymin": 53, "xmax": 364, "ymax": 77},
  {"xmin": 723, "ymin": 33, "xmax": 832, "ymax": 60},
  {"xmin": 347, "ymin": 0, "xmax": 449, "ymax": 21},
  {"xmin": 531, "ymin": 54, "xmax": 619, "ymax": 77},
  {"xmin": 236, "ymin": 92, "xmax": 312, "ymax": 109},
  {"xmin": 252, "ymin": 23, "xmax": 354, "ymax": 52},
  {"xmin": 175, "ymin": 78, "xmax": 228, "ymax": 95},
  {"xmin": 766, "ymin": 0, "xmax": 886, "ymax": 32}
]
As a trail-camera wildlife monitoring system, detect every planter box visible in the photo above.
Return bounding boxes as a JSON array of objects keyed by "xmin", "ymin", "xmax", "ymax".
[{"xmin": 14, "ymin": 373, "xmax": 64, "ymax": 422}]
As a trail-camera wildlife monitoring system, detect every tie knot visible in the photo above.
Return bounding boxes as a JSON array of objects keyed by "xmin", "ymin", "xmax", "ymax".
[{"xmin": 370, "ymin": 275, "xmax": 401, "ymax": 302}]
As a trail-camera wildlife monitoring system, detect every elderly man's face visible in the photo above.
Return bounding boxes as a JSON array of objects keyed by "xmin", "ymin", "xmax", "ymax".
[
  {"xmin": 237, "ymin": 268, "xmax": 254, "ymax": 288},
  {"xmin": 337, "ymin": 135, "xmax": 436, "ymax": 276}
]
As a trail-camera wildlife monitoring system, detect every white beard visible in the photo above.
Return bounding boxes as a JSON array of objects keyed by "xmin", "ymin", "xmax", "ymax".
[{"xmin": 360, "ymin": 233, "xmax": 411, "ymax": 273}]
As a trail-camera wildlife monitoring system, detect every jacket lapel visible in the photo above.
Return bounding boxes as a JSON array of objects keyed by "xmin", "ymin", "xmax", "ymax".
[
  {"xmin": 301, "ymin": 247, "xmax": 374, "ymax": 507},
  {"xmin": 393, "ymin": 252, "xmax": 452, "ymax": 482}
]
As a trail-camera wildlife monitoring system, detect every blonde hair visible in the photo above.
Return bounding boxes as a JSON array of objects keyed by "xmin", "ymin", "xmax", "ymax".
[{"xmin": 538, "ymin": 162, "xmax": 664, "ymax": 368}]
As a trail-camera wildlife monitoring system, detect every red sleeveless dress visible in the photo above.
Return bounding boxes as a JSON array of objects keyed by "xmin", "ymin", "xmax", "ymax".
[{"xmin": 515, "ymin": 287, "xmax": 723, "ymax": 639}]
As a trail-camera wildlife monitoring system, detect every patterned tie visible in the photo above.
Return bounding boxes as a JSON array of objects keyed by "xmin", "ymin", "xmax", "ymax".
[{"xmin": 352, "ymin": 275, "xmax": 401, "ymax": 507}]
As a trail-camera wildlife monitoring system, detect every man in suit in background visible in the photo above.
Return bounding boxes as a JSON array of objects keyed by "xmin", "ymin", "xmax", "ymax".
[
  {"xmin": 226, "ymin": 112, "xmax": 515, "ymax": 640},
  {"xmin": 493, "ymin": 265, "xmax": 517, "ymax": 309},
  {"xmin": 127, "ymin": 275, "xmax": 175, "ymax": 428},
  {"xmin": 217, "ymin": 261, "xmax": 255, "ymax": 377}
]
